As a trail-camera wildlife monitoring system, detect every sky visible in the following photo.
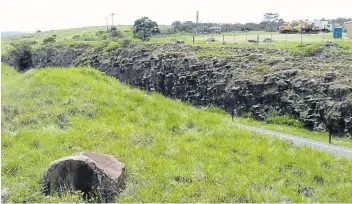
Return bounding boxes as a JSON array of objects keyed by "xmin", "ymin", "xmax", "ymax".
[{"xmin": 0, "ymin": 0, "xmax": 351, "ymax": 32}]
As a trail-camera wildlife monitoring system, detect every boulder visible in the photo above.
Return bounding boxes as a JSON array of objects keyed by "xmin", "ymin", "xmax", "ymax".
[{"xmin": 41, "ymin": 152, "xmax": 125, "ymax": 202}]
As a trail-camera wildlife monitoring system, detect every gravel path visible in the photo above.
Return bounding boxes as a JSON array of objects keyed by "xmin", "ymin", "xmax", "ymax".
[{"xmin": 238, "ymin": 124, "xmax": 352, "ymax": 160}]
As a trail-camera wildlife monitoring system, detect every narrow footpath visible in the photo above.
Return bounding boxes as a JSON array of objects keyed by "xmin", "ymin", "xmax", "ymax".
[{"xmin": 238, "ymin": 124, "xmax": 352, "ymax": 160}]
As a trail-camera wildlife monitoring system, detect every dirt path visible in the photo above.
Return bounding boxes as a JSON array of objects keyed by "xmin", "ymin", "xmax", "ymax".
[{"xmin": 238, "ymin": 124, "xmax": 352, "ymax": 160}]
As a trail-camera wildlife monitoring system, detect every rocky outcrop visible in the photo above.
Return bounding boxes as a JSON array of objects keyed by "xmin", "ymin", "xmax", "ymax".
[
  {"xmin": 5, "ymin": 44, "xmax": 352, "ymax": 135},
  {"xmin": 41, "ymin": 152, "xmax": 125, "ymax": 202}
]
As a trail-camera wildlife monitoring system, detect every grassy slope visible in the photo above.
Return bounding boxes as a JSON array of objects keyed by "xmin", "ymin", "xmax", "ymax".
[{"xmin": 2, "ymin": 64, "xmax": 352, "ymax": 203}]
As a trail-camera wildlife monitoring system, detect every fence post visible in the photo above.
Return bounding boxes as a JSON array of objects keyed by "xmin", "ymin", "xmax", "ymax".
[
  {"xmin": 301, "ymin": 33, "xmax": 303, "ymax": 44},
  {"xmin": 285, "ymin": 34, "xmax": 287, "ymax": 47},
  {"xmin": 257, "ymin": 35, "xmax": 259, "ymax": 45},
  {"xmin": 193, "ymin": 35, "xmax": 195, "ymax": 43},
  {"xmin": 246, "ymin": 33, "xmax": 248, "ymax": 44},
  {"xmin": 223, "ymin": 34, "xmax": 225, "ymax": 44}
]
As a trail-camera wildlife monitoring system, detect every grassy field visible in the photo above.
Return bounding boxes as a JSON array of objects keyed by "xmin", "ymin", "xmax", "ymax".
[
  {"xmin": 2, "ymin": 64, "xmax": 352, "ymax": 203},
  {"xmin": 2, "ymin": 26, "xmax": 352, "ymax": 57}
]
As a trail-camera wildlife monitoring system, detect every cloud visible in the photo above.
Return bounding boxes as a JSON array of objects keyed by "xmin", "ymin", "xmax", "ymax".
[{"xmin": 0, "ymin": 0, "xmax": 350, "ymax": 32}]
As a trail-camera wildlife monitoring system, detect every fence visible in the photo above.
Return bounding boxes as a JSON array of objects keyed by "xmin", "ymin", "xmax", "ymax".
[{"xmin": 169, "ymin": 31, "xmax": 352, "ymax": 47}]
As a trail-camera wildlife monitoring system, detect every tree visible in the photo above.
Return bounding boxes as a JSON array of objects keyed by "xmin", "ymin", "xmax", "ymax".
[
  {"xmin": 132, "ymin": 17, "xmax": 159, "ymax": 41},
  {"xmin": 171, "ymin": 21, "xmax": 182, "ymax": 32},
  {"xmin": 8, "ymin": 43, "xmax": 33, "ymax": 71},
  {"xmin": 263, "ymin": 13, "xmax": 280, "ymax": 31}
]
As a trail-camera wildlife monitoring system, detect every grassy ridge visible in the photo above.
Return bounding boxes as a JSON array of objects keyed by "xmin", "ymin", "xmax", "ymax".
[
  {"xmin": 2, "ymin": 26, "xmax": 352, "ymax": 58},
  {"xmin": 2, "ymin": 64, "xmax": 352, "ymax": 202}
]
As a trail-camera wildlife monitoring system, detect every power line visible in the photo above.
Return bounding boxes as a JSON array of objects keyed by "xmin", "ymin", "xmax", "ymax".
[
  {"xmin": 110, "ymin": 13, "xmax": 115, "ymax": 26},
  {"xmin": 105, "ymin": 17, "xmax": 109, "ymax": 30}
]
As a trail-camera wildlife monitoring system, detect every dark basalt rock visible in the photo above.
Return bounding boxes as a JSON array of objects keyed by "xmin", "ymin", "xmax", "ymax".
[{"xmin": 5, "ymin": 44, "xmax": 352, "ymax": 136}]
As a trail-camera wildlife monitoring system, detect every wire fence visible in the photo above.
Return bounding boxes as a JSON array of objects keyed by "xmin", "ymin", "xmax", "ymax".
[{"xmin": 169, "ymin": 32, "xmax": 352, "ymax": 47}]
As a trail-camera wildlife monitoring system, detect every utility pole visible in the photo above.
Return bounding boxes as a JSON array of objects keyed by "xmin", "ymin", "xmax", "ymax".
[
  {"xmin": 105, "ymin": 17, "xmax": 109, "ymax": 31},
  {"xmin": 110, "ymin": 13, "xmax": 115, "ymax": 27}
]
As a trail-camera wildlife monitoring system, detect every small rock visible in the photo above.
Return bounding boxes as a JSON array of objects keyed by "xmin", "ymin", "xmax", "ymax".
[
  {"xmin": 298, "ymin": 186, "xmax": 313, "ymax": 197},
  {"xmin": 176, "ymin": 40, "xmax": 184, "ymax": 44},
  {"xmin": 1, "ymin": 188, "xmax": 8, "ymax": 203},
  {"xmin": 41, "ymin": 152, "xmax": 125, "ymax": 202},
  {"xmin": 324, "ymin": 72, "xmax": 335, "ymax": 83},
  {"xmin": 263, "ymin": 38, "xmax": 273, "ymax": 43},
  {"xmin": 205, "ymin": 38, "xmax": 215, "ymax": 42}
]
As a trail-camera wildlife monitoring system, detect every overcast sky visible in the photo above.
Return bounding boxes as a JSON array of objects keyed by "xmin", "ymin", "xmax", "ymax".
[{"xmin": 0, "ymin": 0, "xmax": 351, "ymax": 32}]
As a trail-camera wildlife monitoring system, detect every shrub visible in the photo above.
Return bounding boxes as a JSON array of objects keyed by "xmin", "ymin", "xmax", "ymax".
[
  {"xmin": 110, "ymin": 30, "xmax": 124, "ymax": 38},
  {"xmin": 7, "ymin": 43, "xmax": 33, "ymax": 71},
  {"xmin": 95, "ymin": 31, "xmax": 105, "ymax": 36},
  {"xmin": 100, "ymin": 34, "xmax": 109, "ymax": 40},
  {"xmin": 292, "ymin": 43, "xmax": 322, "ymax": 57},
  {"xmin": 265, "ymin": 115, "xmax": 302, "ymax": 127},
  {"xmin": 104, "ymin": 42, "xmax": 121, "ymax": 52},
  {"xmin": 43, "ymin": 37, "xmax": 56, "ymax": 44},
  {"xmin": 121, "ymin": 38, "xmax": 131, "ymax": 48},
  {"xmin": 72, "ymin": 35, "xmax": 80, "ymax": 40},
  {"xmin": 81, "ymin": 34, "xmax": 97, "ymax": 41}
]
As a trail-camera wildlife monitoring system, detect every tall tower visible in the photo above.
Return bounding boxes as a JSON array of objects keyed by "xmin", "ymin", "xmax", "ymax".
[{"xmin": 196, "ymin": 11, "xmax": 199, "ymax": 24}]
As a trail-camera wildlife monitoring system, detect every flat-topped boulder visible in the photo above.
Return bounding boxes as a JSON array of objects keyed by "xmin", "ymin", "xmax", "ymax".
[{"xmin": 41, "ymin": 152, "xmax": 125, "ymax": 202}]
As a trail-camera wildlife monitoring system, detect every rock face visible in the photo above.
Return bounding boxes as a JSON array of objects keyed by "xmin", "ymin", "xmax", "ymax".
[
  {"xmin": 5, "ymin": 44, "xmax": 352, "ymax": 135},
  {"xmin": 41, "ymin": 152, "xmax": 125, "ymax": 202}
]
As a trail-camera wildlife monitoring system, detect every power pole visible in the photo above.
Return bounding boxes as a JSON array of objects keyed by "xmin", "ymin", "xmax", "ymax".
[
  {"xmin": 110, "ymin": 13, "xmax": 115, "ymax": 27},
  {"xmin": 105, "ymin": 17, "xmax": 109, "ymax": 30}
]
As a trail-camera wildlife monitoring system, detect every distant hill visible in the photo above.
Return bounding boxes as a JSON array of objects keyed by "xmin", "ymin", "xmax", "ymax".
[{"xmin": 1, "ymin": 31, "xmax": 27, "ymax": 37}]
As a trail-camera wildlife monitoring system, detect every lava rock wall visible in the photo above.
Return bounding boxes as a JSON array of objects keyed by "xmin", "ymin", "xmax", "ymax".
[{"xmin": 5, "ymin": 44, "xmax": 352, "ymax": 135}]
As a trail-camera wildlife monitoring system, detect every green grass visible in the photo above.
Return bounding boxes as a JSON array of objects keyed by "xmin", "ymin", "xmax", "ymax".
[
  {"xmin": 2, "ymin": 64, "xmax": 352, "ymax": 203},
  {"xmin": 3, "ymin": 28, "xmax": 351, "ymax": 58}
]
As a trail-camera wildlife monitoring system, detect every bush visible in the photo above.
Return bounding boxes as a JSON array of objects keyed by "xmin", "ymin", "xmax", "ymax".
[
  {"xmin": 265, "ymin": 115, "xmax": 302, "ymax": 127},
  {"xmin": 81, "ymin": 35, "xmax": 97, "ymax": 41},
  {"xmin": 95, "ymin": 31, "xmax": 105, "ymax": 36},
  {"xmin": 22, "ymin": 40, "xmax": 38, "ymax": 46},
  {"xmin": 121, "ymin": 38, "xmax": 131, "ymax": 48},
  {"xmin": 72, "ymin": 35, "xmax": 80, "ymax": 40},
  {"xmin": 110, "ymin": 30, "xmax": 124, "ymax": 38},
  {"xmin": 100, "ymin": 34, "xmax": 109, "ymax": 40},
  {"xmin": 7, "ymin": 43, "xmax": 33, "ymax": 71},
  {"xmin": 43, "ymin": 37, "xmax": 56, "ymax": 44},
  {"xmin": 104, "ymin": 42, "xmax": 121, "ymax": 52},
  {"xmin": 292, "ymin": 43, "xmax": 322, "ymax": 57}
]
